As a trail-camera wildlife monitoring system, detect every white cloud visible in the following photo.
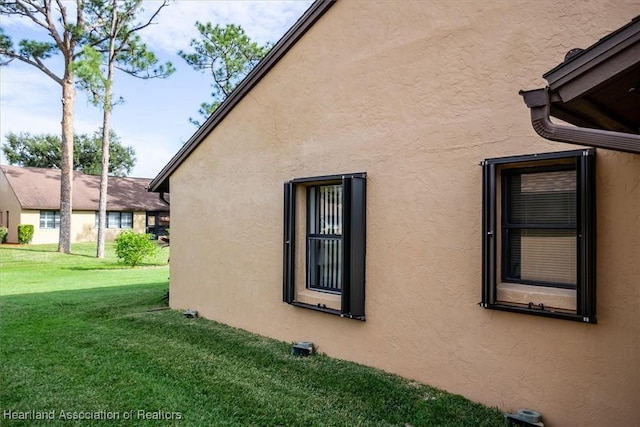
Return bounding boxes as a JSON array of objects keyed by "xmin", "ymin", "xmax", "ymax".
[{"xmin": 140, "ymin": 1, "xmax": 312, "ymax": 53}]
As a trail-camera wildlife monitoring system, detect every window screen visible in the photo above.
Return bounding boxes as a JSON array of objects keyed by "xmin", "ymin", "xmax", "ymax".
[{"xmin": 503, "ymin": 168, "xmax": 577, "ymax": 288}]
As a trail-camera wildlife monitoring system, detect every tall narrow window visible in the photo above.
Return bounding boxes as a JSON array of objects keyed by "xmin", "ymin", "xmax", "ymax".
[
  {"xmin": 307, "ymin": 184, "xmax": 343, "ymax": 293},
  {"xmin": 481, "ymin": 150, "xmax": 596, "ymax": 323},
  {"xmin": 284, "ymin": 173, "xmax": 366, "ymax": 320}
]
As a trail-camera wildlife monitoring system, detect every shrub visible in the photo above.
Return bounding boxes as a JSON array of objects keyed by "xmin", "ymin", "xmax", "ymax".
[
  {"xmin": 17, "ymin": 224, "xmax": 34, "ymax": 244},
  {"xmin": 115, "ymin": 231, "xmax": 158, "ymax": 267},
  {"xmin": 0, "ymin": 226, "xmax": 7, "ymax": 243}
]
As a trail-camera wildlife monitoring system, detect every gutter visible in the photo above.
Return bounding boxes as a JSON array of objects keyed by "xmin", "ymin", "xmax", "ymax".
[{"xmin": 520, "ymin": 88, "xmax": 640, "ymax": 154}]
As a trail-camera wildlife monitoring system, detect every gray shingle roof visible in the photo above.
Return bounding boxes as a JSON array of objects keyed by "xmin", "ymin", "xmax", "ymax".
[{"xmin": 1, "ymin": 165, "xmax": 169, "ymax": 211}]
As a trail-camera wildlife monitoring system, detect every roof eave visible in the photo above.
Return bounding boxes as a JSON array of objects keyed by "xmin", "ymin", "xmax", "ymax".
[
  {"xmin": 520, "ymin": 88, "xmax": 640, "ymax": 154},
  {"xmin": 148, "ymin": 0, "xmax": 336, "ymax": 194},
  {"xmin": 543, "ymin": 16, "xmax": 640, "ymax": 92}
]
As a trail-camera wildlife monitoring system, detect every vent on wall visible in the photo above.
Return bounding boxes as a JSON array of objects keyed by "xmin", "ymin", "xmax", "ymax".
[
  {"xmin": 505, "ymin": 409, "xmax": 543, "ymax": 426},
  {"xmin": 291, "ymin": 341, "xmax": 314, "ymax": 357}
]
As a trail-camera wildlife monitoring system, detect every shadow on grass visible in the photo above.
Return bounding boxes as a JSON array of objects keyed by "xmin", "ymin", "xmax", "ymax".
[
  {"xmin": 64, "ymin": 265, "xmax": 130, "ymax": 271},
  {"xmin": 63, "ymin": 265, "xmax": 166, "ymax": 271},
  {"xmin": 0, "ymin": 279, "xmax": 169, "ymax": 298},
  {"xmin": 0, "ymin": 244, "xmax": 95, "ymax": 258}
]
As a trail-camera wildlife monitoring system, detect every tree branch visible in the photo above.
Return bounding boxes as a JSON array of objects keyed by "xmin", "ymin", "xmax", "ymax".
[
  {"xmin": 1, "ymin": 51, "xmax": 62, "ymax": 84},
  {"xmin": 3, "ymin": 0, "xmax": 53, "ymax": 35}
]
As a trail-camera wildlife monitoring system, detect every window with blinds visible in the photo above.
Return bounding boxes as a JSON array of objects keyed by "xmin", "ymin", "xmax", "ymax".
[
  {"xmin": 502, "ymin": 167, "xmax": 577, "ymax": 288},
  {"xmin": 283, "ymin": 173, "xmax": 367, "ymax": 320},
  {"xmin": 481, "ymin": 150, "xmax": 596, "ymax": 323},
  {"xmin": 307, "ymin": 184, "xmax": 343, "ymax": 292}
]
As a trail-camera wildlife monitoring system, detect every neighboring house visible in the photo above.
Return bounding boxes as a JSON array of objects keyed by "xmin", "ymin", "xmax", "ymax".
[
  {"xmin": 0, "ymin": 166, "xmax": 169, "ymax": 244},
  {"xmin": 149, "ymin": 2, "xmax": 639, "ymax": 426}
]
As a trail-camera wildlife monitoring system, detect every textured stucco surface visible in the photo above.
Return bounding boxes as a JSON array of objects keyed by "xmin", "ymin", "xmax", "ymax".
[
  {"xmin": 0, "ymin": 169, "xmax": 22, "ymax": 243},
  {"xmin": 167, "ymin": 2, "xmax": 640, "ymax": 426}
]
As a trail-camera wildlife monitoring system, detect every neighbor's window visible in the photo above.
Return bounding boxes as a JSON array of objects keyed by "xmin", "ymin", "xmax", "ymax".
[
  {"xmin": 481, "ymin": 149, "xmax": 596, "ymax": 323},
  {"xmin": 283, "ymin": 173, "xmax": 366, "ymax": 320},
  {"xmin": 40, "ymin": 211, "xmax": 60, "ymax": 229},
  {"xmin": 96, "ymin": 212, "xmax": 134, "ymax": 229}
]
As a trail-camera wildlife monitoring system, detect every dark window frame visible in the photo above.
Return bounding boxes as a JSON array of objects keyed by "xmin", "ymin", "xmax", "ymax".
[
  {"xmin": 96, "ymin": 211, "xmax": 134, "ymax": 229},
  {"xmin": 283, "ymin": 172, "xmax": 366, "ymax": 320},
  {"xmin": 40, "ymin": 210, "xmax": 60, "ymax": 229},
  {"xmin": 481, "ymin": 149, "xmax": 596, "ymax": 323}
]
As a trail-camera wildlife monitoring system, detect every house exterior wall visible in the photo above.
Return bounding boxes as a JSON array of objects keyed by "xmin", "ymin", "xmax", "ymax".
[
  {"xmin": 0, "ymin": 169, "xmax": 22, "ymax": 243},
  {"xmin": 167, "ymin": 2, "xmax": 640, "ymax": 426},
  {"xmin": 4, "ymin": 210, "xmax": 148, "ymax": 244}
]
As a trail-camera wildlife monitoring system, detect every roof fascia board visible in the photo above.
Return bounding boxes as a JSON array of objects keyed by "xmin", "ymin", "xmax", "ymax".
[
  {"xmin": 149, "ymin": 0, "xmax": 336, "ymax": 193},
  {"xmin": 555, "ymin": 41, "xmax": 640, "ymax": 102},
  {"xmin": 543, "ymin": 17, "xmax": 640, "ymax": 90}
]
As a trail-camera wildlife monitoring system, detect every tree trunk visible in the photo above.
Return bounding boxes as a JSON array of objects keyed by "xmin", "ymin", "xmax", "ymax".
[
  {"xmin": 96, "ymin": 1, "xmax": 117, "ymax": 259},
  {"xmin": 58, "ymin": 70, "xmax": 75, "ymax": 254},
  {"xmin": 95, "ymin": 104, "xmax": 111, "ymax": 258}
]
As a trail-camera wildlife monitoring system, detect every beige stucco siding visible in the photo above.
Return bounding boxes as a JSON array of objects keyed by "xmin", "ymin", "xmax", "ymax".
[
  {"xmin": 167, "ymin": 2, "xmax": 640, "ymax": 426},
  {"xmin": 72, "ymin": 211, "xmax": 146, "ymax": 242},
  {"xmin": 0, "ymin": 209, "xmax": 147, "ymax": 244},
  {"xmin": 0, "ymin": 170, "xmax": 22, "ymax": 243}
]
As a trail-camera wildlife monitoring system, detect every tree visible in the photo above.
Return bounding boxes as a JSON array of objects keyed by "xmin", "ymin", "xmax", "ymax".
[
  {"xmin": 2, "ymin": 131, "xmax": 136, "ymax": 176},
  {"xmin": 0, "ymin": 0, "xmax": 102, "ymax": 253},
  {"xmin": 76, "ymin": 0, "xmax": 173, "ymax": 258},
  {"xmin": 178, "ymin": 22, "xmax": 271, "ymax": 126},
  {"xmin": 0, "ymin": 0, "xmax": 88, "ymax": 253}
]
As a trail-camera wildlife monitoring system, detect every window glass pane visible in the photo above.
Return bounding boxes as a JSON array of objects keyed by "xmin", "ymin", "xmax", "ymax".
[
  {"xmin": 508, "ymin": 170, "xmax": 576, "ymax": 225},
  {"xmin": 309, "ymin": 184, "xmax": 342, "ymax": 235},
  {"xmin": 308, "ymin": 184, "xmax": 343, "ymax": 293},
  {"xmin": 506, "ymin": 229, "xmax": 577, "ymax": 287},
  {"xmin": 120, "ymin": 212, "xmax": 133, "ymax": 228},
  {"xmin": 40, "ymin": 211, "xmax": 49, "ymax": 228},
  {"xmin": 158, "ymin": 212, "xmax": 170, "ymax": 226},
  {"xmin": 107, "ymin": 212, "xmax": 120, "ymax": 228},
  {"xmin": 40, "ymin": 211, "xmax": 59, "ymax": 229},
  {"xmin": 308, "ymin": 237, "xmax": 342, "ymax": 292}
]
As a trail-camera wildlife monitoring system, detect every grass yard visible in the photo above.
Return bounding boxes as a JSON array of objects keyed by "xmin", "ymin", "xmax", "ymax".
[{"xmin": 0, "ymin": 243, "xmax": 503, "ymax": 426}]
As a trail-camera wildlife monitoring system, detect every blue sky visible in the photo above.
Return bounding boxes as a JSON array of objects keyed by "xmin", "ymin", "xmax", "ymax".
[{"xmin": 0, "ymin": 0, "xmax": 313, "ymax": 178}]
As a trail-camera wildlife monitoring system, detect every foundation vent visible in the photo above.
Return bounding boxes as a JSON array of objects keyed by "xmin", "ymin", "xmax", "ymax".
[{"xmin": 505, "ymin": 409, "xmax": 543, "ymax": 426}]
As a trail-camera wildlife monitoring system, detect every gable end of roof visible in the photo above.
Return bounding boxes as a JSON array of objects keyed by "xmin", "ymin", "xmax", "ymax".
[{"xmin": 148, "ymin": 0, "xmax": 336, "ymax": 194}]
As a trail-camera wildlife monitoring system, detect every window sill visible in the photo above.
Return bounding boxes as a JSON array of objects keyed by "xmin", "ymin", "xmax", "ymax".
[
  {"xmin": 496, "ymin": 282, "xmax": 576, "ymax": 312},
  {"xmin": 289, "ymin": 301, "xmax": 366, "ymax": 321},
  {"xmin": 296, "ymin": 288, "xmax": 341, "ymax": 311}
]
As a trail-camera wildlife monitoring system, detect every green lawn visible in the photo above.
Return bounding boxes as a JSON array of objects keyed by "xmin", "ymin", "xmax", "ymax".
[{"xmin": 0, "ymin": 243, "xmax": 503, "ymax": 426}]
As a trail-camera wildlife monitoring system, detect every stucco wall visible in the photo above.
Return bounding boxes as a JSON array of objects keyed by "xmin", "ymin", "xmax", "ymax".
[
  {"xmin": 3, "ymin": 210, "xmax": 147, "ymax": 244},
  {"xmin": 0, "ymin": 170, "xmax": 22, "ymax": 243},
  {"xmin": 167, "ymin": 2, "xmax": 640, "ymax": 426}
]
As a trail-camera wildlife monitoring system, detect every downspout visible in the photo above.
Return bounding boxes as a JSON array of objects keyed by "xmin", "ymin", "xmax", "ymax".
[
  {"xmin": 520, "ymin": 88, "xmax": 640, "ymax": 154},
  {"xmin": 159, "ymin": 192, "xmax": 170, "ymax": 206}
]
